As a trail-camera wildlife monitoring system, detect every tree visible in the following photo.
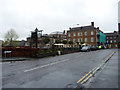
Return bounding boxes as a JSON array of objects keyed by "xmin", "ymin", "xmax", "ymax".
[
  {"xmin": 4, "ymin": 29, "xmax": 19, "ymax": 46},
  {"xmin": 55, "ymin": 39, "xmax": 62, "ymax": 44},
  {"xmin": 62, "ymin": 40, "xmax": 67, "ymax": 44},
  {"xmin": 43, "ymin": 37, "xmax": 50, "ymax": 44},
  {"xmin": 80, "ymin": 42, "xmax": 84, "ymax": 44},
  {"xmin": 69, "ymin": 41, "xmax": 73, "ymax": 44},
  {"xmin": 76, "ymin": 42, "xmax": 79, "ymax": 45}
]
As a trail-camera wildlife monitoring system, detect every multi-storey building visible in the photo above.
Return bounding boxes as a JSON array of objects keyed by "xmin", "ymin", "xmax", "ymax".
[
  {"xmin": 105, "ymin": 31, "xmax": 118, "ymax": 48},
  {"xmin": 67, "ymin": 22, "xmax": 106, "ymax": 47},
  {"xmin": 49, "ymin": 31, "xmax": 67, "ymax": 44}
]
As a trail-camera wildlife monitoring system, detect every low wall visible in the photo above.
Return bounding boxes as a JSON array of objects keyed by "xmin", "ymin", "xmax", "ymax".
[
  {"xmin": 2, "ymin": 47, "xmax": 38, "ymax": 58},
  {"xmin": 2, "ymin": 47, "xmax": 80, "ymax": 58}
]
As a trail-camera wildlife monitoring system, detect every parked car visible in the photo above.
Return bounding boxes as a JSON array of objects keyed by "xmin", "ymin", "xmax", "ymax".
[
  {"xmin": 101, "ymin": 45, "xmax": 106, "ymax": 49},
  {"xmin": 90, "ymin": 46, "xmax": 96, "ymax": 51},
  {"xmin": 96, "ymin": 46, "xmax": 100, "ymax": 50},
  {"xmin": 81, "ymin": 46, "xmax": 90, "ymax": 52}
]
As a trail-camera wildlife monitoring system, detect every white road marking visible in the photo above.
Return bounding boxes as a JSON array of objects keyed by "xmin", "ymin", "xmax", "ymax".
[{"xmin": 24, "ymin": 59, "xmax": 70, "ymax": 72}]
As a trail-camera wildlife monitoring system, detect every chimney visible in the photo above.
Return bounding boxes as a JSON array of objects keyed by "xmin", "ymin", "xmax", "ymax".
[
  {"xmin": 114, "ymin": 31, "xmax": 117, "ymax": 33},
  {"xmin": 97, "ymin": 27, "xmax": 99, "ymax": 29},
  {"xmin": 69, "ymin": 27, "xmax": 72, "ymax": 30},
  {"xmin": 91, "ymin": 22, "xmax": 94, "ymax": 27},
  {"xmin": 63, "ymin": 30, "xmax": 65, "ymax": 34}
]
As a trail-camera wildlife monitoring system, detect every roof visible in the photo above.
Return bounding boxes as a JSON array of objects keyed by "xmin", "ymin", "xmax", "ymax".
[
  {"xmin": 72, "ymin": 25, "xmax": 95, "ymax": 30},
  {"xmin": 105, "ymin": 31, "xmax": 118, "ymax": 36},
  {"xmin": 68, "ymin": 25, "xmax": 98, "ymax": 32},
  {"xmin": 50, "ymin": 31, "xmax": 63, "ymax": 35}
]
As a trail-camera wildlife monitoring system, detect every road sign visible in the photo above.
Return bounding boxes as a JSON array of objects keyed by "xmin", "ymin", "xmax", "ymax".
[{"xmin": 4, "ymin": 51, "xmax": 11, "ymax": 54}]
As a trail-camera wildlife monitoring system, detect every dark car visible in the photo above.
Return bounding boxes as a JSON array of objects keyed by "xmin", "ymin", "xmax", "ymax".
[
  {"xmin": 90, "ymin": 46, "xmax": 96, "ymax": 51},
  {"xmin": 96, "ymin": 46, "xmax": 100, "ymax": 50},
  {"xmin": 81, "ymin": 46, "xmax": 90, "ymax": 52}
]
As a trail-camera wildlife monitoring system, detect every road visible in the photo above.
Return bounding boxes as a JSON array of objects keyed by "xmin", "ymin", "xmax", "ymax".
[{"xmin": 2, "ymin": 49, "xmax": 118, "ymax": 88}]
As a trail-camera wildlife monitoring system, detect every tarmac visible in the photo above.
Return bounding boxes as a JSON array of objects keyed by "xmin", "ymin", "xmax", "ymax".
[{"xmin": 83, "ymin": 49, "xmax": 119, "ymax": 88}]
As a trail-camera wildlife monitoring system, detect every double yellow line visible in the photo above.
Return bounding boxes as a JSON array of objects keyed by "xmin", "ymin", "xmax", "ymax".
[
  {"xmin": 77, "ymin": 66, "xmax": 96, "ymax": 84},
  {"xmin": 77, "ymin": 51, "xmax": 116, "ymax": 85}
]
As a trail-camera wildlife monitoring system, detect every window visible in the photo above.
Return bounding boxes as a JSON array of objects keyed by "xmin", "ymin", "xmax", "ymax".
[
  {"xmin": 110, "ymin": 37, "xmax": 112, "ymax": 39},
  {"xmin": 91, "ymin": 31, "xmax": 94, "ymax": 35},
  {"xmin": 85, "ymin": 32, "xmax": 87, "ymax": 36},
  {"xmin": 110, "ymin": 40, "xmax": 112, "ymax": 43},
  {"xmin": 53, "ymin": 39, "xmax": 55, "ymax": 43},
  {"xmin": 85, "ymin": 38, "xmax": 87, "ymax": 42},
  {"xmin": 78, "ymin": 32, "xmax": 82, "ymax": 36},
  {"xmin": 73, "ymin": 33, "xmax": 76, "ymax": 36},
  {"xmin": 107, "ymin": 37, "xmax": 109, "ymax": 39},
  {"xmin": 80, "ymin": 32, "xmax": 82, "ymax": 36},
  {"xmin": 68, "ymin": 39, "xmax": 71, "ymax": 41},
  {"xmin": 107, "ymin": 41, "xmax": 108, "ymax": 43},
  {"xmin": 80, "ymin": 38, "xmax": 83, "ymax": 42},
  {"xmin": 91, "ymin": 37, "xmax": 94, "ymax": 42},
  {"xmin": 114, "ymin": 40, "xmax": 116, "ymax": 43},
  {"xmin": 68, "ymin": 33, "xmax": 71, "ymax": 37},
  {"xmin": 78, "ymin": 38, "xmax": 83, "ymax": 42},
  {"xmin": 114, "ymin": 37, "xmax": 116, "ymax": 39},
  {"xmin": 73, "ymin": 39, "xmax": 76, "ymax": 43}
]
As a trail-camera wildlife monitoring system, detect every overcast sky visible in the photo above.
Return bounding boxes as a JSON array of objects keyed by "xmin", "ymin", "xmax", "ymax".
[{"xmin": 0, "ymin": 0, "xmax": 119, "ymax": 40}]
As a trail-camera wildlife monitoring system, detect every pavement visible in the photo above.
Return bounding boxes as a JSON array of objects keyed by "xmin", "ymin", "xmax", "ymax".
[
  {"xmin": 1, "ymin": 49, "xmax": 118, "ymax": 89},
  {"xmin": 1, "ymin": 57, "xmax": 31, "ymax": 62}
]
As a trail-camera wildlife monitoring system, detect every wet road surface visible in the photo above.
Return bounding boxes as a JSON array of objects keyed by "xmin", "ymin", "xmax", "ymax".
[{"xmin": 2, "ymin": 49, "xmax": 118, "ymax": 88}]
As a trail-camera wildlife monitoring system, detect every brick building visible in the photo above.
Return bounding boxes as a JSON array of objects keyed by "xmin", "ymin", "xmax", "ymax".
[
  {"xmin": 49, "ymin": 31, "xmax": 67, "ymax": 44},
  {"xmin": 67, "ymin": 22, "xmax": 106, "ymax": 47},
  {"xmin": 105, "ymin": 31, "xmax": 118, "ymax": 48},
  {"xmin": 26, "ymin": 34, "xmax": 52, "ymax": 48},
  {"xmin": 26, "ymin": 30, "xmax": 67, "ymax": 48}
]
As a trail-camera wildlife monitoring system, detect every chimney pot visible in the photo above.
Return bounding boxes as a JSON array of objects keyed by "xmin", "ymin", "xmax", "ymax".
[{"xmin": 91, "ymin": 22, "xmax": 94, "ymax": 27}]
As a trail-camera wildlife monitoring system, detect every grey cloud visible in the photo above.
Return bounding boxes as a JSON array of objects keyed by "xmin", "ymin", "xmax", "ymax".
[{"xmin": 0, "ymin": 0, "xmax": 119, "ymax": 40}]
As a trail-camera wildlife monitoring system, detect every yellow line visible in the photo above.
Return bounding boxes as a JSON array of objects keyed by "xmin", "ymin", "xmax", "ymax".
[
  {"xmin": 77, "ymin": 72, "xmax": 90, "ymax": 83},
  {"xmin": 77, "ymin": 67, "xmax": 96, "ymax": 83},
  {"xmin": 81, "ymin": 74, "xmax": 93, "ymax": 84},
  {"xmin": 77, "ymin": 52, "xmax": 115, "ymax": 85}
]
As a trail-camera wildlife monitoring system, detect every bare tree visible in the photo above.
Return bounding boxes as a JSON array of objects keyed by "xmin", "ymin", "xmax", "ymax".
[{"xmin": 4, "ymin": 29, "xmax": 19, "ymax": 46}]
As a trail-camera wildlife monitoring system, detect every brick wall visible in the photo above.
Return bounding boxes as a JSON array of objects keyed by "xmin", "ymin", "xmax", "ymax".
[{"xmin": 2, "ymin": 47, "xmax": 38, "ymax": 58}]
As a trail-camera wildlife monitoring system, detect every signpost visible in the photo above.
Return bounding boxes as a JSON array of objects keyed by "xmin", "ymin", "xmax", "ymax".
[{"xmin": 31, "ymin": 28, "xmax": 43, "ymax": 48}]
